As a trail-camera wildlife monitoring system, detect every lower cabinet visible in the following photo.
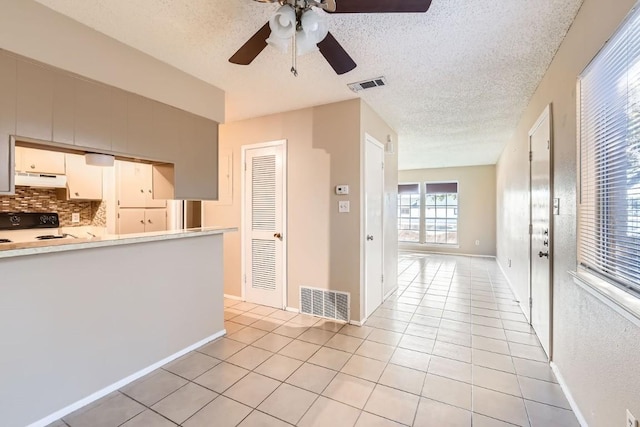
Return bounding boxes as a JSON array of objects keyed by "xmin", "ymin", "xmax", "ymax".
[{"xmin": 117, "ymin": 208, "xmax": 166, "ymax": 234}]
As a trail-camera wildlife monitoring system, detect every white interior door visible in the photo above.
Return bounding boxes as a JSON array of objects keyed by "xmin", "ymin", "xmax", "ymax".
[
  {"xmin": 364, "ymin": 136, "xmax": 384, "ymax": 318},
  {"xmin": 529, "ymin": 106, "xmax": 552, "ymax": 359},
  {"xmin": 244, "ymin": 143, "xmax": 286, "ymax": 308}
]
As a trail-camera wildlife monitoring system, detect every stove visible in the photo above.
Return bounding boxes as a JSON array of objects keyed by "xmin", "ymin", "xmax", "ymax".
[{"xmin": 0, "ymin": 212, "xmax": 66, "ymax": 244}]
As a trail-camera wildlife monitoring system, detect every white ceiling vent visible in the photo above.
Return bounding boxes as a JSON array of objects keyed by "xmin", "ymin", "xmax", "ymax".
[{"xmin": 348, "ymin": 76, "xmax": 387, "ymax": 93}]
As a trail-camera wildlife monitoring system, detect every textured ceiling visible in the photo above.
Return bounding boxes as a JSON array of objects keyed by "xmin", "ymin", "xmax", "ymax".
[{"xmin": 35, "ymin": 0, "xmax": 583, "ymax": 170}]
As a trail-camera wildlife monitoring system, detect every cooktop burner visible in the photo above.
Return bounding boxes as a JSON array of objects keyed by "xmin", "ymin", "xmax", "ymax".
[
  {"xmin": 0, "ymin": 238, "xmax": 12, "ymax": 243},
  {"xmin": 35, "ymin": 235, "xmax": 64, "ymax": 240}
]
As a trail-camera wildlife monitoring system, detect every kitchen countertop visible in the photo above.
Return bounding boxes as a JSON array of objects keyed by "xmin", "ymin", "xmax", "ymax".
[{"xmin": 0, "ymin": 226, "xmax": 237, "ymax": 259}]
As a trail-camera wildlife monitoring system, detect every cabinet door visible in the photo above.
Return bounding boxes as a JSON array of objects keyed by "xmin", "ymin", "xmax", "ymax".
[
  {"xmin": 65, "ymin": 153, "xmax": 103, "ymax": 200},
  {"xmin": 110, "ymin": 88, "xmax": 128, "ymax": 153},
  {"xmin": 145, "ymin": 164, "xmax": 166, "ymax": 208},
  {"xmin": 0, "ymin": 52, "xmax": 16, "ymax": 195},
  {"xmin": 18, "ymin": 147, "xmax": 66, "ymax": 174},
  {"xmin": 52, "ymin": 71, "xmax": 75, "ymax": 144},
  {"xmin": 75, "ymin": 78, "xmax": 111, "ymax": 151},
  {"xmin": 127, "ymin": 95, "xmax": 154, "ymax": 156},
  {"xmin": 152, "ymin": 102, "xmax": 181, "ymax": 161},
  {"xmin": 117, "ymin": 209, "xmax": 146, "ymax": 234},
  {"xmin": 174, "ymin": 115, "xmax": 218, "ymax": 200},
  {"xmin": 117, "ymin": 160, "xmax": 147, "ymax": 208},
  {"xmin": 144, "ymin": 209, "xmax": 166, "ymax": 232},
  {"xmin": 16, "ymin": 59, "xmax": 53, "ymax": 141}
]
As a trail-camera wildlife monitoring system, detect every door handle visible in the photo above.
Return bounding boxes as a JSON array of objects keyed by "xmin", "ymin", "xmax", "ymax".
[
  {"xmin": 538, "ymin": 251, "xmax": 549, "ymax": 258},
  {"xmin": 274, "ymin": 233, "xmax": 282, "ymax": 239},
  {"xmin": 367, "ymin": 235, "xmax": 374, "ymax": 241}
]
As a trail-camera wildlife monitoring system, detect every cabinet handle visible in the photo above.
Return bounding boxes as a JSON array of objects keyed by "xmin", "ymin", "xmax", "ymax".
[
  {"xmin": 148, "ymin": 189, "xmax": 152, "ymax": 194},
  {"xmin": 140, "ymin": 220, "xmax": 145, "ymax": 224},
  {"xmin": 140, "ymin": 189, "xmax": 144, "ymax": 193},
  {"xmin": 148, "ymin": 219, "xmax": 153, "ymax": 223},
  {"xmin": 30, "ymin": 164, "xmax": 35, "ymax": 169},
  {"xmin": 75, "ymin": 192, "xmax": 79, "ymax": 197}
]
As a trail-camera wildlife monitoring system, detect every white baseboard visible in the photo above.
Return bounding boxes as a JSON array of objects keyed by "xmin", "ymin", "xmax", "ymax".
[
  {"xmin": 496, "ymin": 258, "xmax": 530, "ymax": 322},
  {"xmin": 399, "ymin": 247, "xmax": 496, "ymax": 258},
  {"xmin": 28, "ymin": 329, "xmax": 226, "ymax": 427},
  {"xmin": 223, "ymin": 294, "xmax": 243, "ymax": 301},
  {"xmin": 285, "ymin": 306, "xmax": 299, "ymax": 313},
  {"xmin": 550, "ymin": 362, "xmax": 588, "ymax": 427},
  {"xmin": 384, "ymin": 286, "xmax": 398, "ymax": 301},
  {"xmin": 350, "ymin": 315, "xmax": 367, "ymax": 326}
]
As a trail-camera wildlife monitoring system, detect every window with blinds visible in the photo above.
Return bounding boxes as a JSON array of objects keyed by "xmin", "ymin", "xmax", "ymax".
[
  {"xmin": 578, "ymin": 6, "xmax": 640, "ymax": 296},
  {"xmin": 425, "ymin": 182, "xmax": 458, "ymax": 245},
  {"xmin": 397, "ymin": 183, "xmax": 420, "ymax": 242}
]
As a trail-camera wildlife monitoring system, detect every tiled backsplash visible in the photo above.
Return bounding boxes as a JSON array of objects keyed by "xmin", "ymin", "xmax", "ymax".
[{"xmin": 0, "ymin": 187, "xmax": 106, "ymax": 227}]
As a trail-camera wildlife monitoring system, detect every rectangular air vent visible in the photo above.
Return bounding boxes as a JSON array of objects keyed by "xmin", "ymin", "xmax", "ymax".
[
  {"xmin": 347, "ymin": 76, "xmax": 387, "ymax": 93},
  {"xmin": 300, "ymin": 286, "xmax": 350, "ymax": 322}
]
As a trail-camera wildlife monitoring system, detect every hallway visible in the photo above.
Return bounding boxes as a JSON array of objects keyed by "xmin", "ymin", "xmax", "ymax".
[{"xmin": 54, "ymin": 252, "xmax": 578, "ymax": 426}]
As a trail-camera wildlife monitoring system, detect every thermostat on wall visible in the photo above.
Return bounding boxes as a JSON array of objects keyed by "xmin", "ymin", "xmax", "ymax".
[{"xmin": 336, "ymin": 185, "xmax": 349, "ymax": 195}]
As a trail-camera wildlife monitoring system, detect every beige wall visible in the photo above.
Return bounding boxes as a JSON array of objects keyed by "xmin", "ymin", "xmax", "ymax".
[
  {"xmin": 496, "ymin": 0, "xmax": 640, "ymax": 425},
  {"xmin": 204, "ymin": 99, "xmax": 398, "ymax": 321},
  {"xmin": 0, "ymin": 234, "xmax": 225, "ymax": 427},
  {"xmin": 0, "ymin": 0, "xmax": 224, "ymax": 123},
  {"xmin": 399, "ymin": 165, "xmax": 496, "ymax": 256}
]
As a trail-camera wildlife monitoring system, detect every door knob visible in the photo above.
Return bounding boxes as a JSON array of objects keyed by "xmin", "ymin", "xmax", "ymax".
[
  {"xmin": 367, "ymin": 235, "xmax": 374, "ymax": 241},
  {"xmin": 538, "ymin": 251, "xmax": 549, "ymax": 258},
  {"xmin": 274, "ymin": 233, "xmax": 282, "ymax": 239}
]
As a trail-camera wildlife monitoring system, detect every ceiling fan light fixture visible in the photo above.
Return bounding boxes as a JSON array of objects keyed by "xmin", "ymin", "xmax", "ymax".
[
  {"xmin": 266, "ymin": 33, "xmax": 290, "ymax": 53},
  {"xmin": 296, "ymin": 29, "xmax": 319, "ymax": 56},
  {"xmin": 269, "ymin": 4, "xmax": 296, "ymax": 39}
]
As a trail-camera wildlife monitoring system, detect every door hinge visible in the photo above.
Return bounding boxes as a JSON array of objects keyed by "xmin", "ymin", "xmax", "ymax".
[
  {"xmin": 529, "ymin": 297, "xmax": 532, "ymax": 308},
  {"xmin": 381, "ymin": 162, "xmax": 384, "ymax": 170},
  {"xmin": 117, "ymin": 199, "xmax": 120, "ymax": 206},
  {"xmin": 547, "ymin": 140, "xmax": 550, "ymax": 150},
  {"xmin": 381, "ymin": 274, "xmax": 384, "ymax": 283},
  {"xmin": 529, "ymin": 151, "xmax": 533, "ymax": 161},
  {"xmin": 117, "ymin": 213, "xmax": 120, "ymax": 219},
  {"xmin": 529, "ymin": 224, "xmax": 533, "ymax": 235}
]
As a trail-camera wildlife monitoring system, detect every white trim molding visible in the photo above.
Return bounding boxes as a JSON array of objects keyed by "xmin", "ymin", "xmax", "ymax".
[
  {"xmin": 28, "ymin": 329, "xmax": 226, "ymax": 427},
  {"xmin": 223, "ymin": 294, "xmax": 243, "ymax": 301}
]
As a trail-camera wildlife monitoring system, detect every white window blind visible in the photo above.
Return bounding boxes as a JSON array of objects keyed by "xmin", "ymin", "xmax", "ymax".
[{"xmin": 579, "ymin": 6, "xmax": 640, "ymax": 296}]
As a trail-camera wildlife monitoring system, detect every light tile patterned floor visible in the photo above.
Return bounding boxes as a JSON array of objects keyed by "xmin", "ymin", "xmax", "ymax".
[{"xmin": 51, "ymin": 252, "xmax": 579, "ymax": 427}]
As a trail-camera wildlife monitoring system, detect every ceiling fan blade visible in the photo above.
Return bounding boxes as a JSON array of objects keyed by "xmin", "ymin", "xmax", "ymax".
[
  {"xmin": 229, "ymin": 22, "xmax": 271, "ymax": 65},
  {"xmin": 318, "ymin": 32, "xmax": 357, "ymax": 75},
  {"xmin": 331, "ymin": 0, "xmax": 432, "ymax": 13}
]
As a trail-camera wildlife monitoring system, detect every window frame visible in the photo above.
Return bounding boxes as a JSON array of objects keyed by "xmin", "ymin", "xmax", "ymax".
[
  {"xmin": 575, "ymin": 3, "xmax": 640, "ymax": 320},
  {"xmin": 397, "ymin": 182, "xmax": 422, "ymax": 243},
  {"xmin": 397, "ymin": 180, "xmax": 459, "ymax": 247}
]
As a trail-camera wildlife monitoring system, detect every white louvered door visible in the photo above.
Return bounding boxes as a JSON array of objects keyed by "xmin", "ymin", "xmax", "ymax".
[{"xmin": 244, "ymin": 144, "xmax": 285, "ymax": 308}]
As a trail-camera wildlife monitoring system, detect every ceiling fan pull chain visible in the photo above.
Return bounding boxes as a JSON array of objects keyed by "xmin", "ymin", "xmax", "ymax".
[{"xmin": 291, "ymin": 34, "xmax": 298, "ymax": 76}]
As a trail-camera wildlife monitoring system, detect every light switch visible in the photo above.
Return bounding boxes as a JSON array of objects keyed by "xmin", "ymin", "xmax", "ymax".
[
  {"xmin": 338, "ymin": 201, "xmax": 350, "ymax": 213},
  {"xmin": 72, "ymin": 213, "xmax": 80, "ymax": 223},
  {"xmin": 336, "ymin": 185, "xmax": 349, "ymax": 195}
]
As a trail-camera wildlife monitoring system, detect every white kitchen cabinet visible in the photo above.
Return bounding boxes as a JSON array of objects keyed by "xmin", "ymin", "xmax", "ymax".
[
  {"xmin": 16, "ymin": 146, "xmax": 65, "ymax": 174},
  {"xmin": 0, "ymin": 52, "xmax": 16, "ymax": 195},
  {"xmin": 117, "ymin": 208, "xmax": 166, "ymax": 234},
  {"xmin": 64, "ymin": 153, "xmax": 103, "ymax": 200},
  {"xmin": 117, "ymin": 160, "xmax": 167, "ymax": 208}
]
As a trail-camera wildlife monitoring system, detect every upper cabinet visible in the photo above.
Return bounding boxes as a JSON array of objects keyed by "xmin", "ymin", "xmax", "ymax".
[
  {"xmin": 75, "ymin": 78, "xmax": 112, "ymax": 151},
  {"xmin": 0, "ymin": 52, "xmax": 16, "ymax": 195},
  {"xmin": 126, "ymin": 96, "xmax": 154, "ymax": 157},
  {"xmin": 0, "ymin": 51, "xmax": 220, "ymax": 200},
  {"xmin": 16, "ymin": 59, "xmax": 53, "ymax": 141},
  {"xmin": 64, "ymin": 153, "xmax": 103, "ymax": 200},
  {"xmin": 52, "ymin": 71, "xmax": 75, "ymax": 145},
  {"xmin": 117, "ymin": 161, "xmax": 166, "ymax": 208},
  {"xmin": 16, "ymin": 146, "xmax": 65, "ymax": 175}
]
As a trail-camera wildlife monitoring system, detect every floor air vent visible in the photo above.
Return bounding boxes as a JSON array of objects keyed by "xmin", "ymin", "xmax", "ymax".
[
  {"xmin": 300, "ymin": 287, "xmax": 350, "ymax": 322},
  {"xmin": 347, "ymin": 76, "xmax": 387, "ymax": 93}
]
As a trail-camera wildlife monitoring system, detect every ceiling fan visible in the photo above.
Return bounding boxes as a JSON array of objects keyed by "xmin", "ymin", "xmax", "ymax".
[{"xmin": 229, "ymin": 0, "xmax": 433, "ymax": 76}]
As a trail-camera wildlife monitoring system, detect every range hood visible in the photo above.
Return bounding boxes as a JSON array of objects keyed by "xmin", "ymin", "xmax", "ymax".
[{"xmin": 15, "ymin": 172, "xmax": 68, "ymax": 189}]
